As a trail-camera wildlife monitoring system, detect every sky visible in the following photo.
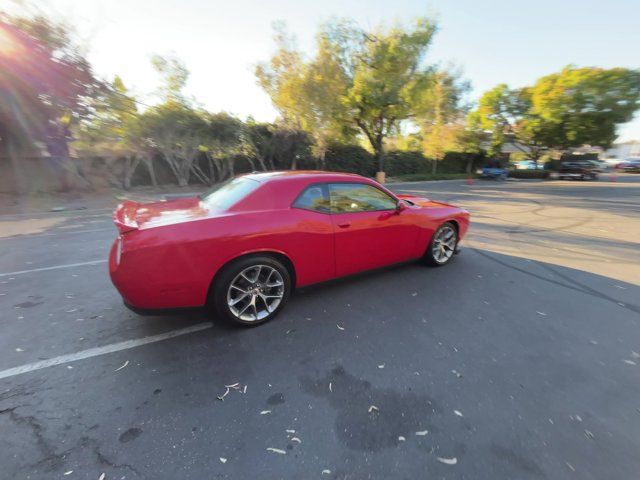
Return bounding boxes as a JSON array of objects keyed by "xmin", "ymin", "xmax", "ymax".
[{"xmin": 9, "ymin": 0, "xmax": 640, "ymax": 141}]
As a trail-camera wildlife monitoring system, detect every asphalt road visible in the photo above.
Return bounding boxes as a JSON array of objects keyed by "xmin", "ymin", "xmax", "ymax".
[{"xmin": 1, "ymin": 174, "xmax": 639, "ymax": 479}]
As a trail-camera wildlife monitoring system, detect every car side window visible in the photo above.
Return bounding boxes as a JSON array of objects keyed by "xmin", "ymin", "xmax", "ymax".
[
  {"xmin": 329, "ymin": 183, "xmax": 397, "ymax": 213},
  {"xmin": 292, "ymin": 184, "xmax": 331, "ymax": 213}
]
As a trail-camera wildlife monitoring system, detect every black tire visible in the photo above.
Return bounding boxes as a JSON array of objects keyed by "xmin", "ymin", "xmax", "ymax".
[
  {"xmin": 211, "ymin": 255, "xmax": 291, "ymax": 326},
  {"xmin": 423, "ymin": 222, "xmax": 458, "ymax": 267}
]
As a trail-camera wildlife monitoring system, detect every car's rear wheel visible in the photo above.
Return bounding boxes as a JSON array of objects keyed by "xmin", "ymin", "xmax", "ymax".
[
  {"xmin": 423, "ymin": 222, "xmax": 458, "ymax": 267},
  {"xmin": 212, "ymin": 255, "xmax": 291, "ymax": 326}
]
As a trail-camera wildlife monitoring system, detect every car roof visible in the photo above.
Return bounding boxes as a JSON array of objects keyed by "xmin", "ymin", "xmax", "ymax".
[{"xmin": 242, "ymin": 170, "xmax": 369, "ymax": 183}]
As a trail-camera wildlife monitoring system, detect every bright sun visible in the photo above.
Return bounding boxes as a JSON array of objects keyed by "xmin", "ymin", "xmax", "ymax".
[{"xmin": 0, "ymin": 26, "xmax": 21, "ymax": 58}]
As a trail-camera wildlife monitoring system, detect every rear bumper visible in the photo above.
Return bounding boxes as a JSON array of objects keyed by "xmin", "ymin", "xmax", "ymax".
[{"xmin": 123, "ymin": 301, "xmax": 204, "ymax": 317}]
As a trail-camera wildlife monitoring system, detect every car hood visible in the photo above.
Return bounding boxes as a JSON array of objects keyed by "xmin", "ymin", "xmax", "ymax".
[{"xmin": 397, "ymin": 194, "xmax": 452, "ymax": 208}]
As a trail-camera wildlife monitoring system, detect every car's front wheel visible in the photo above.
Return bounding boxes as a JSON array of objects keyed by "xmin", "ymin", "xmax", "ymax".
[
  {"xmin": 212, "ymin": 255, "xmax": 291, "ymax": 326},
  {"xmin": 423, "ymin": 222, "xmax": 458, "ymax": 266}
]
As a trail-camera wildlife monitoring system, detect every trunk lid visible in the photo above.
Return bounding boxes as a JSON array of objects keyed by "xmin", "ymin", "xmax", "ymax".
[{"xmin": 113, "ymin": 197, "xmax": 206, "ymax": 233}]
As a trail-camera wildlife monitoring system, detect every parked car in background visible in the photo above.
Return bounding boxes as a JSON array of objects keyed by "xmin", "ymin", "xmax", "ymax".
[
  {"xmin": 479, "ymin": 166, "xmax": 509, "ymax": 180},
  {"xmin": 619, "ymin": 159, "xmax": 640, "ymax": 173},
  {"xmin": 557, "ymin": 161, "xmax": 599, "ymax": 180},
  {"xmin": 109, "ymin": 171, "xmax": 470, "ymax": 326},
  {"xmin": 515, "ymin": 160, "xmax": 545, "ymax": 170},
  {"xmin": 585, "ymin": 160, "xmax": 607, "ymax": 172}
]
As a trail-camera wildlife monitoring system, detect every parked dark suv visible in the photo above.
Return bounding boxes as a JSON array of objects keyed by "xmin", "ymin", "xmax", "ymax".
[{"xmin": 558, "ymin": 161, "xmax": 599, "ymax": 180}]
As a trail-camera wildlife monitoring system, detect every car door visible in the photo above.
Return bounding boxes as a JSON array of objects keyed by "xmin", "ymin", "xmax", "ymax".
[
  {"xmin": 329, "ymin": 182, "xmax": 420, "ymax": 277},
  {"xmin": 288, "ymin": 183, "xmax": 336, "ymax": 285}
]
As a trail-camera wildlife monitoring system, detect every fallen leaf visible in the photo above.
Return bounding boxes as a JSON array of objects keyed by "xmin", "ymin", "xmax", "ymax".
[
  {"xmin": 260, "ymin": 410, "xmax": 272, "ymax": 415},
  {"xmin": 322, "ymin": 470, "xmax": 331, "ymax": 475},
  {"xmin": 368, "ymin": 405, "xmax": 379, "ymax": 414},
  {"xmin": 219, "ymin": 457, "xmax": 227, "ymax": 464},
  {"xmin": 286, "ymin": 429, "xmax": 296, "ymax": 434},
  {"xmin": 291, "ymin": 437, "xmax": 302, "ymax": 443},
  {"xmin": 217, "ymin": 388, "xmax": 230, "ymax": 401},
  {"xmin": 337, "ymin": 324, "xmax": 345, "ymax": 331},
  {"xmin": 451, "ymin": 369, "xmax": 462, "ymax": 378},
  {"xmin": 98, "ymin": 474, "xmax": 106, "ymax": 480},
  {"xmin": 266, "ymin": 447, "xmax": 286, "ymax": 455},
  {"xmin": 536, "ymin": 311, "xmax": 547, "ymax": 316},
  {"xmin": 64, "ymin": 471, "xmax": 73, "ymax": 476},
  {"xmin": 114, "ymin": 360, "xmax": 129, "ymax": 372},
  {"xmin": 623, "ymin": 359, "xmax": 637, "ymax": 365},
  {"xmin": 378, "ymin": 364, "xmax": 385, "ymax": 369},
  {"xmin": 415, "ymin": 430, "xmax": 429, "ymax": 436},
  {"xmin": 398, "ymin": 436, "xmax": 406, "ymax": 442},
  {"xmin": 454, "ymin": 410, "xmax": 463, "ymax": 417},
  {"xmin": 437, "ymin": 457, "xmax": 457, "ymax": 465}
]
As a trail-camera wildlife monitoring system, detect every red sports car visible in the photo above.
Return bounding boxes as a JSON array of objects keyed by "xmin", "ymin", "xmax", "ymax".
[{"xmin": 109, "ymin": 171, "xmax": 470, "ymax": 325}]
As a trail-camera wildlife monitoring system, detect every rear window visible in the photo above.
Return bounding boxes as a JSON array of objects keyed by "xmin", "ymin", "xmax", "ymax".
[
  {"xmin": 293, "ymin": 185, "xmax": 330, "ymax": 213},
  {"xmin": 200, "ymin": 177, "xmax": 261, "ymax": 211}
]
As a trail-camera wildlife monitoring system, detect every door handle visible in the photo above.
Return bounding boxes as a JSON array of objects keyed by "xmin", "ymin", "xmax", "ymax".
[{"xmin": 337, "ymin": 222, "xmax": 351, "ymax": 228}]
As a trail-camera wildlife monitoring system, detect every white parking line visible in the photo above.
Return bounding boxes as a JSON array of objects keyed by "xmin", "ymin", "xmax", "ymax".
[
  {"xmin": 0, "ymin": 228, "xmax": 113, "ymax": 240},
  {"xmin": 0, "ymin": 260, "xmax": 107, "ymax": 277},
  {"xmin": 0, "ymin": 322, "xmax": 213, "ymax": 380}
]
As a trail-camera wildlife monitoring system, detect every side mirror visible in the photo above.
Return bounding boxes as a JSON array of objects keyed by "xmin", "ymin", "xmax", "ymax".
[{"xmin": 396, "ymin": 200, "xmax": 407, "ymax": 214}]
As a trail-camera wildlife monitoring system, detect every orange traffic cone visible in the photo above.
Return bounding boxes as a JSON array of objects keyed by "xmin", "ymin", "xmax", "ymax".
[{"xmin": 466, "ymin": 175, "xmax": 474, "ymax": 186}]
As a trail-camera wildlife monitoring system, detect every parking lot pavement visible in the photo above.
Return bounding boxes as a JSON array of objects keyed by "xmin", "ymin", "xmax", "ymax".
[{"xmin": 1, "ymin": 175, "xmax": 639, "ymax": 479}]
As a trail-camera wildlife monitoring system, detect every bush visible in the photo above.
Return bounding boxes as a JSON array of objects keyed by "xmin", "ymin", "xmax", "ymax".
[
  {"xmin": 508, "ymin": 170, "xmax": 549, "ymax": 179},
  {"xmin": 384, "ymin": 151, "xmax": 429, "ymax": 176},
  {"xmin": 324, "ymin": 144, "xmax": 375, "ymax": 176},
  {"xmin": 441, "ymin": 152, "xmax": 487, "ymax": 173}
]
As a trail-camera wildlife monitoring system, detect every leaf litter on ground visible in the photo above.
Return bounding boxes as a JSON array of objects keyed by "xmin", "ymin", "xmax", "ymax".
[
  {"xmin": 266, "ymin": 447, "xmax": 286, "ymax": 455},
  {"xmin": 114, "ymin": 360, "xmax": 129, "ymax": 372}
]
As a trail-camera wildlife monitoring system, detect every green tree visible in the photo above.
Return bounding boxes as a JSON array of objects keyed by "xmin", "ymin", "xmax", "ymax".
[
  {"xmin": 203, "ymin": 112, "xmax": 244, "ymax": 180},
  {"xmin": 138, "ymin": 102, "xmax": 209, "ymax": 186},
  {"xmin": 74, "ymin": 76, "xmax": 161, "ymax": 189},
  {"xmin": 257, "ymin": 18, "xmax": 439, "ymax": 177},
  {"xmin": 418, "ymin": 70, "xmax": 469, "ymax": 173},
  {"xmin": 527, "ymin": 66, "xmax": 640, "ymax": 149},
  {"xmin": 469, "ymin": 67, "xmax": 640, "ymax": 162}
]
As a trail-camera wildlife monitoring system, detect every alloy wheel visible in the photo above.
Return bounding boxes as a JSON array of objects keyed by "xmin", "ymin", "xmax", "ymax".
[
  {"xmin": 432, "ymin": 225, "xmax": 456, "ymax": 264},
  {"xmin": 227, "ymin": 265, "xmax": 285, "ymax": 322}
]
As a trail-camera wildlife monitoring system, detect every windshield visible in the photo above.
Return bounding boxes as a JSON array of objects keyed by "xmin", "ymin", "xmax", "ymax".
[{"xmin": 200, "ymin": 177, "xmax": 261, "ymax": 211}]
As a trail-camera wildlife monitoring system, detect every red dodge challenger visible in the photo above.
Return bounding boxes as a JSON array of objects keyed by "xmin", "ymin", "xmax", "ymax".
[{"xmin": 109, "ymin": 171, "xmax": 470, "ymax": 326}]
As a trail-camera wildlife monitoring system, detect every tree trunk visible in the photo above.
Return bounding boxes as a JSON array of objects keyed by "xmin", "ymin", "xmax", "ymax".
[
  {"xmin": 227, "ymin": 157, "xmax": 234, "ymax": 177},
  {"xmin": 374, "ymin": 145, "xmax": 384, "ymax": 173},
  {"xmin": 123, "ymin": 155, "xmax": 141, "ymax": 190},
  {"xmin": 145, "ymin": 157, "xmax": 158, "ymax": 187},
  {"xmin": 318, "ymin": 149, "xmax": 327, "ymax": 170}
]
